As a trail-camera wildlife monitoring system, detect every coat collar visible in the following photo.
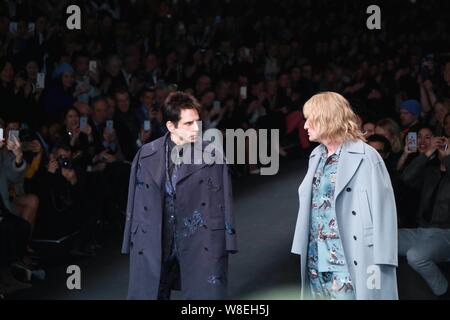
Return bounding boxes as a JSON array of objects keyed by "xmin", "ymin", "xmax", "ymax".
[
  {"xmin": 139, "ymin": 134, "xmax": 167, "ymax": 189},
  {"xmin": 309, "ymin": 139, "xmax": 365, "ymax": 201},
  {"xmin": 139, "ymin": 133, "xmax": 216, "ymax": 188}
]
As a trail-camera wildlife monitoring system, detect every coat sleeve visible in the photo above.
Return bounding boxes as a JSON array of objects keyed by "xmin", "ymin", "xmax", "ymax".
[
  {"xmin": 121, "ymin": 148, "xmax": 141, "ymax": 254},
  {"xmin": 223, "ymin": 163, "xmax": 237, "ymax": 253},
  {"xmin": 371, "ymin": 160, "xmax": 398, "ymax": 266},
  {"xmin": 5, "ymin": 153, "xmax": 26, "ymax": 184}
]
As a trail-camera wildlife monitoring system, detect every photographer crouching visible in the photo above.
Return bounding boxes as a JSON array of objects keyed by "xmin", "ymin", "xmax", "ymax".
[{"xmin": 33, "ymin": 143, "xmax": 95, "ymax": 256}]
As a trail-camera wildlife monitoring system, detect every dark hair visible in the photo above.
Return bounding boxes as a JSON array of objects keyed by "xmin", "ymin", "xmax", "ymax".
[
  {"xmin": 417, "ymin": 125, "xmax": 435, "ymax": 135},
  {"xmin": 139, "ymin": 86, "xmax": 155, "ymax": 98},
  {"xmin": 444, "ymin": 113, "xmax": 450, "ymax": 138},
  {"xmin": 52, "ymin": 142, "xmax": 72, "ymax": 154},
  {"xmin": 72, "ymin": 51, "xmax": 90, "ymax": 64},
  {"xmin": 367, "ymin": 134, "xmax": 392, "ymax": 154},
  {"xmin": 114, "ymin": 87, "xmax": 129, "ymax": 97},
  {"xmin": 63, "ymin": 107, "xmax": 80, "ymax": 121},
  {"xmin": 92, "ymin": 96, "xmax": 108, "ymax": 108},
  {"xmin": 163, "ymin": 91, "xmax": 201, "ymax": 126}
]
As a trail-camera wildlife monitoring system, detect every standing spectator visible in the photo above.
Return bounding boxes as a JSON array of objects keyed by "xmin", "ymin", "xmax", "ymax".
[
  {"xmin": 399, "ymin": 99, "xmax": 422, "ymax": 139},
  {"xmin": 43, "ymin": 63, "xmax": 77, "ymax": 121}
]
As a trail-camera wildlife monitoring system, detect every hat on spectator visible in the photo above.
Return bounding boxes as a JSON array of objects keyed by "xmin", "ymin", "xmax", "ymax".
[
  {"xmin": 52, "ymin": 63, "xmax": 74, "ymax": 79},
  {"xmin": 400, "ymin": 99, "xmax": 421, "ymax": 118}
]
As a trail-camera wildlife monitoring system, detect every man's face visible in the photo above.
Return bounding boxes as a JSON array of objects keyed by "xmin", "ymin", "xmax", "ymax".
[
  {"xmin": 108, "ymin": 58, "xmax": 122, "ymax": 76},
  {"xmin": 168, "ymin": 109, "xmax": 200, "ymax": 144},
  {"xmin": 1, "ymin": 62, "xmax": 14, "ymax": 83},
  {"xmin": 302, "ymin": 65, "xmax": 313, "ymax": 80},
  {"xmin": 444, "ymin": 115, "xmax": 450, "ymax": 137},
  {"xmin": 93, "ymin": 101, "xmax": 108, "ymax": 124},
  {"xmin": 369, "ymin": 141, "xmax": 388, "ymax": 159},
  {"xmin": 26, "ymin": 61, "xmax": 39, "ymax": 78},
  {"xmin": 141, "ymin": 91, "xmax": 155, "ymax": 108},
  {"xmin": 62, "ymin": 71, "xmax": 75, "ymax": 88},
  {"xmin": 443, "ymin": 62, "xmax": 450, "ymax": 83},
  {"xmin": 75, "ymin": 56, "xmax": 89, "ymax": 75},
  {"xmin": 36, "ymin": 16, "xmax": 47, "ymax": 33},
  {"xmin": 304, "ymin": 118, "xmax": 320, "ymax": 142},
  {"xmin": 116, "ymin": 93, "xmax": 130, "ymax": 113},
  {"xmin": 399, "ymin": 109, "xmax": 417, "ymax": 127},
  {"xmin": 55, "ymin": 148, "xmax": 72, "ymax": 159},
  {"xmin": 363, "ymin": 123, "xmax": 376, "ymax": 137}
]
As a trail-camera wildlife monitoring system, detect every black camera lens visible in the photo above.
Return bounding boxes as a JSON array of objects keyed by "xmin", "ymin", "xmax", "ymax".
[{"xmin": 58, "ymin": 156, "xmax": 73, "ymax": 169}]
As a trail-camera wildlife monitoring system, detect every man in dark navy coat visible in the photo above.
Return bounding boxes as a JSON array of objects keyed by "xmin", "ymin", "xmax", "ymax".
[{"xmin": 122, "ymin": 91, "xmax": 237, "ymax": 300}]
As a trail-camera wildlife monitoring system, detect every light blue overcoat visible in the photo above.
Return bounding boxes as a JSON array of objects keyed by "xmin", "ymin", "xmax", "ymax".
[{"xmin": 292, "ymin": 139, "xmax": 398, "ymax": 300}]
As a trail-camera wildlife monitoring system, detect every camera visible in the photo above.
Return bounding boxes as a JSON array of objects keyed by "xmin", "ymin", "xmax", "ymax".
[{"xmin": 58, "ymin": 156, "xmax": 73, "ymax": 170}]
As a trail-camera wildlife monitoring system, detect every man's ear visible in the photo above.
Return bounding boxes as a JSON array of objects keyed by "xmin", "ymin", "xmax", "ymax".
[{"xmin": 166, "ymin": 121, "xmax": 176, "ymax": 133}]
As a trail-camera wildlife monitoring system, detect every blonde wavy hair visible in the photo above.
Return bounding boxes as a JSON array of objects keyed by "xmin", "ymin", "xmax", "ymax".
[{"xmin": 303, "ymin": 92, "xmax": 365, "ymax": 143}]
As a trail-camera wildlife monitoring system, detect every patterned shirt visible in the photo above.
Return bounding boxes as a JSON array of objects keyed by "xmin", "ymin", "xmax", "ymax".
[{"xmin": 307, "ymin": 144, "xmax": 349, "ymax": 273}]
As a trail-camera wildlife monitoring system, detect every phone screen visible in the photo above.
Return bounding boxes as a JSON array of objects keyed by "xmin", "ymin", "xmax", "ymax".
[
  {"xmin": 8, "ymin": 130, "xmax": 20, "ymax": 143},
  {"xmin": 240, "ymin": 86, "xmax": 247, "ymax": 99},
  {"xmin": 80, "ymin": 116, "xmax": 88, "ymax": 129},
  {"xmin": 28, "ymin": 22, "xmax": 35, "ymax": 34},
  {"xmin": 9, "ymin": 22, "xmax": 17, "ymax": 34},
  {"xmin": 144, "ymin": 120, "xmax": 151, "ymax": 131},
  {"xmin": 89, "ymin": 61, "xmax": 97, "ymax": 73},
  {"xmin": 36, "ymin": 73, "xmax": 46, "ymax": 89},
  {"xmin": 407, "ymin": 132, "xmax": 417, "ymax": 152},
  {"xmin": 106, "ymin": 120, "xmax": 114, "ymax": 132},
  {"xmin": 0, "ymin": 128, "xmax": 3, "ymax": 141}
]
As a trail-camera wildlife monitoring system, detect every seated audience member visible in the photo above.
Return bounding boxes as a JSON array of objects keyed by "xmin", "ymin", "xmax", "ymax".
[{"xmin": 398, "ymin": 128, "xmax": 450, "ymax": 298}]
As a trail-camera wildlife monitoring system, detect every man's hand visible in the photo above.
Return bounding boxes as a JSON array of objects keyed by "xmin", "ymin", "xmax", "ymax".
[
  {"xmin": 437, "ymin": 137, "xmax": 450, "ymax": 159},
  {"xmin": 425, "ymin": 136, "xmax": 441, "ymax": 157},
  {"xmin": 101, "ymin": 151, "xmax": 117, "ymax": 164},
  {"xmin": 81, "ymin": 123, "xmax": 93, "ymax": 137},
  {"xmin": 48, "ymin": 157, "xmax": 58, "ymax": 174},
  {"xmin": 423, "ymin": 80, "xmax": 433, "ymax": 91},
  {"xmin": 61, "ymin": 168, "xmax": 77, "ymax": 185},
  {"xmin": 29, "ymin": 140, "xmax": 43, "ymax": 154},
  {"xmin": 103, "ymin": 128, "xmax": 117, "ymax": 143},
  {"xmin": 139, "ymin": 128, "xmax": 152, "ymax": 144}
]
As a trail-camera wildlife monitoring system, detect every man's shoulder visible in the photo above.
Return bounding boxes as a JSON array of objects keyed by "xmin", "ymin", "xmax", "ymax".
[{"xmin": 139, "ymin": 135, "xmax": 166, "ymax": 158}]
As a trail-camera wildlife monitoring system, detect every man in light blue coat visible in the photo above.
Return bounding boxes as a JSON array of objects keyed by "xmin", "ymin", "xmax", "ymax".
[{"xmin": 291, "ymin": 92, "xmax": 398, "ymax": 300}]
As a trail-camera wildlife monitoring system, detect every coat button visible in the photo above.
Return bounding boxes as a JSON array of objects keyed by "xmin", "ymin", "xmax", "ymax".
[
  {"xmin": 353, "ymin": 235, "xmax": 357, "ymax": 240},
  {"xmin": 199, "ymin": 179, "xmax": 204, "ymax": 184},
  {"xmin": 353, "ymin": 260, "xmax": 358, "ymax": 266},
  {"xmin": 138, "ymin": 251, "xmax": 143, "ymax": 255},
  {"xmin": 346, "ymin": 187, "xmax": 352, "ymax": 192},
  {"xmin": 204, "ymin": 247, "xmax": 208, "ymax": 251},
  {"xmin": 352, "ymin": 211, "xmax": 356, "ymax": 216},
  {"xmin": 146, "ymin": 184, "xmax": 149, "ymax": 189},
  {"xmin": 144, "ymin": 206, "xmax": 148, "ymax": 211},
  {"xmin": 201, "ymin": 202, "xmax": 206, "ymax": 206}
]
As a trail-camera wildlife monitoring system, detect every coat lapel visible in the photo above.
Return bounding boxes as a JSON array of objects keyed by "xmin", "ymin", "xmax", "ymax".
[
  {"xmin": 334, "ymin": 140, "xmax": 364, "ymax": 203},
  {"xmin": 176, "ymin": 141, "xmax": 211, "ymax": 185}
]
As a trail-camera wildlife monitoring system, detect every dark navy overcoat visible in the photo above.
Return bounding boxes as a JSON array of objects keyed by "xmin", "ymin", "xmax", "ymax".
[{"xmin": 122, "ymin": 133, "xmax": 237, "ymax": 299}]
